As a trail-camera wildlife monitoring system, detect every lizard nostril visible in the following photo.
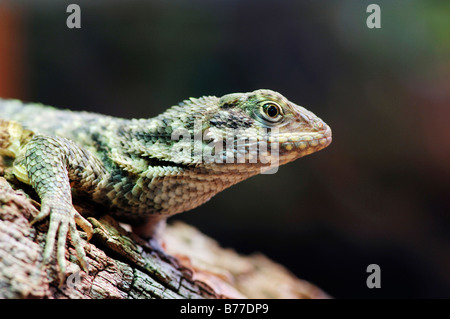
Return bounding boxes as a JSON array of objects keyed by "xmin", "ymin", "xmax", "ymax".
[{"xmin": 313, "ymin": 119, "xmax": 327, "ymax": 131}]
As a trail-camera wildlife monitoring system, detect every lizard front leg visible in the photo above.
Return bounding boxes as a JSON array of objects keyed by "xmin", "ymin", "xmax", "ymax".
[{"xmin": 19, "ymin": 134, "xmax": 106, "ymax": 283}]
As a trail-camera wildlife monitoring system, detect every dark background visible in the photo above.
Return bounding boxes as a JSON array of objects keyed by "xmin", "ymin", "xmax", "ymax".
[{"xmin": 0, "ymin": 0, "xmax": 449, "ymax": 298}]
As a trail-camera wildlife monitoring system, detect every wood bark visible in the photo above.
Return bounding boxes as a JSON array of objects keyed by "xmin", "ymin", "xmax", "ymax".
[{"xmin": 0, "ymin": 177, "xmax": 329, "ymax": 299}]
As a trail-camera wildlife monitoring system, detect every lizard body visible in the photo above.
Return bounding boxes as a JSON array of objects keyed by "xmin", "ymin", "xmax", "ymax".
[{"xmin": 0, "ymin": 89, "xmax": 332, "ymax": 282}]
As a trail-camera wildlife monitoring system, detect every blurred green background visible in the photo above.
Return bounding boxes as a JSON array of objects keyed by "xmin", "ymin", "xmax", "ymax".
[{"xmin": 0, "ymin": 0, "xmax": 449, "ymax": 298}]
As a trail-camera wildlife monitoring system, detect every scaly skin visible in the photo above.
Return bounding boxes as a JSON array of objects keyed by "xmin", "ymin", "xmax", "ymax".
[{"xmin": 0, "ymin": 89, "xmax": 332, "ymax": 283}]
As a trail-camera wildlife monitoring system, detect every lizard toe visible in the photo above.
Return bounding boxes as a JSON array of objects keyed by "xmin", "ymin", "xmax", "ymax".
[
  {"xmin": 30, "ymin": 203, "xmax": 50, "ymax": 226},
  {"xmin": 73, "ymin": 209, "xmax": 93, "ymax": 241},
  {"xmin": 69, "ymin": 216, "xmax": 89, "ymax": 273}
]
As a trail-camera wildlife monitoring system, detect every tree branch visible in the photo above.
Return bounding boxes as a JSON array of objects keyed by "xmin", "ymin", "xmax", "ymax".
[{"xmin": 0, "ymin": 177, "xmax": 329, "ymax": 299}]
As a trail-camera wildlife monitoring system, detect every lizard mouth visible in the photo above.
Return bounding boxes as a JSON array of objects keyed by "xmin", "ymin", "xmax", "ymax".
[
  {"xmin": 159, "ymin": 125, "xmax": 332, "ymax": 167},
  {"xmin": 270, "ymin": 125, "xmax": 332, "ymax": 155}
]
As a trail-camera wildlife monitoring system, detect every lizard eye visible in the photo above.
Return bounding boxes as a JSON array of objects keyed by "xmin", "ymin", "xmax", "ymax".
[{"xmin": 261, "ymin": 102, "xmax": 283, "ymax": 123}]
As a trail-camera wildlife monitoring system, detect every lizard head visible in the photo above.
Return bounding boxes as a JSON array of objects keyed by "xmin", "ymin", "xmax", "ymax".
[
  {"xmin": 202, "ymin": 89, "xmax": 332, "ymax": 169},
  {"xmin": 142, "ymin": 89, "xmax": 331, "ymax": 173}
]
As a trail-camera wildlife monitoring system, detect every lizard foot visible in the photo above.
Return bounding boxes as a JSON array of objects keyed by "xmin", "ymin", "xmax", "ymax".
[{"xmin": 31, "ymin": 199, "xmax": 93, "ymax": 286}]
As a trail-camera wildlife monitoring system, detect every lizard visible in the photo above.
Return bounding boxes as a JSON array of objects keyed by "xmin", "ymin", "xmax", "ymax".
[{"xmin": 0, "ymin": 89, "xmax": 332, "ymax": 284}]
